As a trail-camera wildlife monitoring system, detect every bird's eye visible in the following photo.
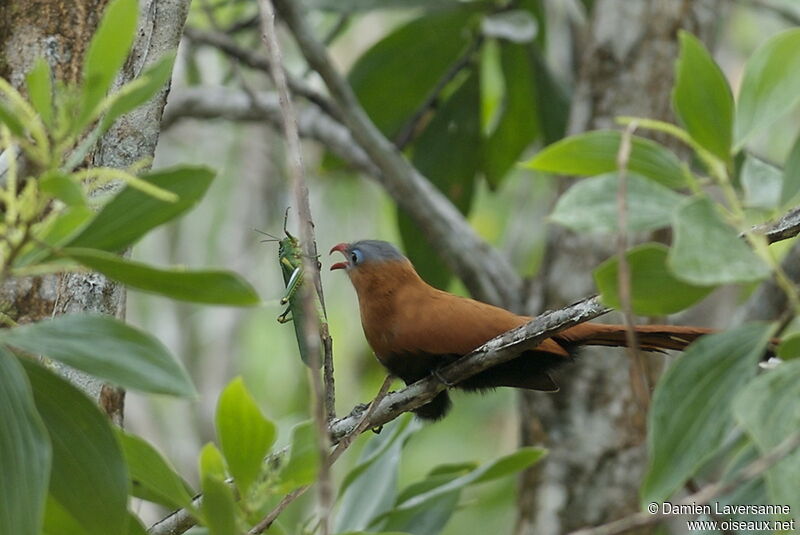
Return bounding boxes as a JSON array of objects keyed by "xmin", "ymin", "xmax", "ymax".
[{"xmin": 350, "ymin": 249, "xmax": 364, "ymax": 265}]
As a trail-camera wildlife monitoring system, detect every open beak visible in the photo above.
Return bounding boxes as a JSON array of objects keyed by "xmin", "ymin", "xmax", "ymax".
[{"xmin": 329, "ymin": 243, "xmax": 349, "ymax": 271}]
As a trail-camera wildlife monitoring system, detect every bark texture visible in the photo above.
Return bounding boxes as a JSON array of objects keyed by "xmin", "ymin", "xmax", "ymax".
[
  {"xmin": 0, "ymin": 0, "xmax": 190, "ymax": 416},
  {"xmin": 515, "ymin": 1, "xmax": 725, "ymax": 533}
]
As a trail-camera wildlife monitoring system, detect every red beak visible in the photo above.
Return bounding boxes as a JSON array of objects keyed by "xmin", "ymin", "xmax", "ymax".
[{"xmin": 329, "ymin": 243, "xmax": 349, "ymax": 271}]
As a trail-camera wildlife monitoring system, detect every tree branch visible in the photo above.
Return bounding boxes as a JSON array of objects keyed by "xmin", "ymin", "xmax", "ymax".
[
  {"xmin": 271, "ymin": 0, "xmax": 523, "ymax": 308},
  {"xmin": 148, "ymin": 295, "xmax": 612, "ymax": 535},
  {"xmin": 161, "ymin": 86, "xmax": 380, "ymax": 179},
  {"xmin": 182, "ymin": 26, "xmax": 341, "ymax": 120}
]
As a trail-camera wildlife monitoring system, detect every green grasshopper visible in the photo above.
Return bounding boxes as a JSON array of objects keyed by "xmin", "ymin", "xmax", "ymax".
[{"xmin": 258, "ymin": 210, "xmax": 324, "ymax": 368}]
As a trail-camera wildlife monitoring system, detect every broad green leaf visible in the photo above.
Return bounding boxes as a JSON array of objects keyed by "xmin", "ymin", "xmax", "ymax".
[
  {"xmin": 734, "ymin": 28, "xmax": 800, "ymax": 148},
  {"xmin": 348, "ymin": 7, "xmax": 477, "ymax": 137},
  {"xmin": 483, "ymin": 42, "xmax": 540, "ymax": 188},
  {"xmin": 22, "ymin": 360, "xmax": 129, "ymax": 535},
  {"xmin": 126, "ymin": 514, "xmax": 148, "ymax": 535},
  {"xmin": 524, "ymin": 131, "xmax": 687, "ymax": 188},
  {"xmin": 528, "ymin": 42, "xmax": 568, "ymax": 145},
  {"xmin": 78, "ymin": 0, "xmax": 139, "ymax": 127},
  {"xmin": 641, "ymin": 323, "xmax": 772, "ymax": 505},
  {"xmin": 0, "ymin": 100, "xmax": 26, "ymax": 137},
  {"xmin": 594, "ymin": 243, "xmax": 713, "ymax": 315},
  {"xmin": 15, "ymin": 206, "xmax": 94, "ymax": 267},
  {"xmin": 42, "ymin": 494, "xmax": 90, "ymax": 535},
  {"xmin": 278, "ymin": 421, "xmax": 320, "ymax": 492},
  {"xmin": 733, "ymin": 359, "xmax": 800, "ymax": 518},
  {"xmin": 780, "ymin": 132, "xmax": 800, "ymax": 206},
  {"xmin": 0, "ymin": 348, "xmax": 51, "ymax": 535},
  {"xmin": 399, "ymin": 70, "xmax": 481, "ymax": 290},
  {"xmin": 215, "ymin": 378, "xmax": 276, "ymax": 497},
  {"xmin": 65, "ymin": 166, "xmax": 215, "ymax": 252},
  {"xmin": 673, "ymin": 31, "xmax": 733, "ymax": 160},
  {"xmin": 199, "ymin": 444, "xmax": 237, "ymax": 535},
  {"xmin": 40, "ymin": 170, "xmax": 86, "ymax": 207},
  {"xmin": 394, "ymin": 448, "xmax": 545, "ymax": 511},
  {"xmin": 777, "ymin": 333, "xmax": 800, "ymax": 360},
  {"xmin": 378, "ymin": 465, "xmax": 472, "ymax": 534},
  {"xmin": 740, "ymin": 155, "xmax": 782, "ymax": 209},
  {"xmin": 550, "ymin": 173, "xmax": 685, "ymax": 233},
  {"xmin": 336, "ymin": 417, "xmax": 416, "ymax": 533},
  {"xmin": 63, "ymin": 248, "xmax": 260, "ymax": 306},
  {"xmin": 117, "ymin": 430, "xmax": 195, "ymax": 510},
  {"xmin": 2, "ymin": 314, "xmax": 195, "ymax": 397},
  {"xmin": 100, "ymin": 53, "xmax": 177, "ymax": 132},
  {"xmin": 668, "ymin": 197, "xmax": 770, "ymax": 285},
  {"xmin": 26, "ymin": 58, "xmax": 54, "ymax": 126}
]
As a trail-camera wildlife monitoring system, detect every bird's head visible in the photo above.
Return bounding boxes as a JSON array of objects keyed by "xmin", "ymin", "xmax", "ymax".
[{"xmin": 329, "ymin": 240, "xmax": 406, "ymax": 272}]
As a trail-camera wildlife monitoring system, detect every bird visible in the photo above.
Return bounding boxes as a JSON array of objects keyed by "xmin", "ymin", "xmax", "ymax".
[{"xmin": 330, "ymin": 239, "xmax": 714, "ymax": 421}]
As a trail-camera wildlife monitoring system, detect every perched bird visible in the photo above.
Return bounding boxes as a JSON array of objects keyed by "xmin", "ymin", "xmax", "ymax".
[{"xmin": 330, "ymin": 240, "xmax": 713, "ymax": 420}]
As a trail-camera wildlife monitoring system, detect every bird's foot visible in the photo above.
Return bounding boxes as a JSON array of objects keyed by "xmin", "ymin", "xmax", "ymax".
[{"xmin": 431, "ymin": 367, "xmax": 455, "ymax": 388}]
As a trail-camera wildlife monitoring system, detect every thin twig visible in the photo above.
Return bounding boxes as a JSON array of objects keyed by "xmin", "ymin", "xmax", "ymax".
[
  {"xmin": 256, "ymin": 2, "xmax": 333, "ymax": 534},
  {"xmin": 271, "ymin": 0, "xmax": 523, "ymax": 308},
  {"xmin": 394, "ymin": 35, "xmax": 483, "ymax": 150},
  {"xmin": 615, "ymin": 120, "xmax": 649, "ymax": 416},
  {"xmin": 148, "ymin": 295, "xmax": 613, "ymax": 535},
  {"xmin": 330, "ymin": 374, "xmax": 394, "ymax": 464},
  {"xmin": 248, "ymin": 486, "xmax": 309, "ymax": 535},
  {"xmin": 568, "ymin": 431, "xmax": 800, "ymax": 535},
  {"xmin": 183, "ymin": 26, "xmax": 342, "ymax": 121}
]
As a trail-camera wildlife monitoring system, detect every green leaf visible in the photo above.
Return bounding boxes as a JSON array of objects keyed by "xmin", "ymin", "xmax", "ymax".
[
  {"xmin": 733, "ymin": 359, "xmax": 800, "ymax": 518},
  {"xmin": 40, "ymin": 170, "xmax": 87, "ymax": 207},
  {"xmin": 126, "ymin": 513, "xmax": 148, "ymax": 535},
  {"xmin": 2, "ymin": 314, "xmax": 195, "ymax": 397},
  {"xmin": 65, "ymin": 166, "xmax": 215, "ymax": 252},
  {"xmin": 0, "ymin": 100, "xmax": 26, "ymax": 137},
  {"xmin": 594, "ymin": 243, "xmax": 714, "ymax": 315},
  {"xmin": 278, "ymin": 421, "xmax": 320, "ymax": 492},
  {"xmin": 0, "ymin": 348, "xmax": 51, "ymax": 535},
  {"xmin": 215, "ymin": 378, "xmax": 276, "ymax": 497},
  {"xmin": 483, "ymin": 42, "xmax": 540, "ymax": 188},
  {"xmin": 63, "ymin": 248, "xmax": 260, "ymax": 306},
  {"xmin": 78, "ymin": 0, "xmax": 139, "ymax": 128},
  {"xmin": 22, "ymin": 359, "xmax": 129, "ymax": 535},
  {"xmin": 550, "ymin": 172, "xmax": 685, "ymax": 233},
  {"xmin": 15, "ymin": 206, "xmax": 94, "ymax": 268},
  {"xmin": 378, "ymin": 466, "xmax": 469, "ymax": 534},
  {"xmin": 524, "ymin": 130, "xmax": 687, "ymax": 188},
  {"xmin": 672, "ymin": 31, "xmax": 734, "ymax": 160},
  {"xmin": 199, "ymin": 444, "xmax": 237, "ymax": 535},
  {"xmin": 117, "ymin": 430, "xmax": 196, "ymax": 510},
  {"xmin": 335, "ymin": 417, "xmax": 416, "ymax": 533},
  {"xmin": 348, "ymin": 7, "xmax": 477, "ymax": 137},
  {"xmin": 780, "ymin": 132, "xmax": 800, "ymax": 206},
  {"xmin": 399, "ymin": 69, "xmax": 481, "ymax": 290},
  {"xmin": 777, "ymin": 333, "xmax": 800, "ymax": 360},
  {"xmin": 734, "ymin": 28, "xmax": 800, "ymax": 148},
  {"xmin": 668, "ymin": 197, "xmax": 771, "ymax": 284},
  {"xmin": 100, "ymin": 53, "xmax": 176, "ymax": 132},
  {"xmin": 740, "ymin": 155, "xmax": 782, "ymax": 209},
  {"xmin": 641, "ymin": 323, "xmax": 772, "ymax": 505},
  {"xmin": 394, "ymin": 448, "xmax": 545, "ymax": 511},
  {"xmin": 26, "ymin": 58, "xmax": 54, "ymax": 127}
]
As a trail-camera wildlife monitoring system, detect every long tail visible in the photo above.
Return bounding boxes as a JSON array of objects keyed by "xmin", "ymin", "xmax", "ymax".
[{"xmin": 555, "ymin": 323, "xmax": 715, "ymax": 352}]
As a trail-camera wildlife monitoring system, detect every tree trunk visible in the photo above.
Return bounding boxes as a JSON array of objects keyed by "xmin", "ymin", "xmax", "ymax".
[
  {"xmin": 0, "ymin": 0, "xmax": 190, "ymax": 421},
  {"xmin": 515, "ymin": 1, "xmax": 724, "ymax": 533}
]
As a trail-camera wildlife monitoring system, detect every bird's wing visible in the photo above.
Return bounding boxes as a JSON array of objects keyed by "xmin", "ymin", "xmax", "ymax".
[{"xmin": 392, "ymin": 287, "xmax": 569, "ymax": 358}]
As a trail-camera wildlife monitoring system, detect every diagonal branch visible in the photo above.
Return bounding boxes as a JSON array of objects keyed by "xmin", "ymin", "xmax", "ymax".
[
  {"xmin": 148, "ymin": 294, "xmax": 611, "ymax": 535},
  {"xmin": 271, "ymin": 0, "xmax": 523, "ymax": 308}
]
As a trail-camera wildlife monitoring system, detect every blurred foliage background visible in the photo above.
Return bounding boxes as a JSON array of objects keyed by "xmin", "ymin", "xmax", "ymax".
[{"xmin": 124, "ymin": 1, "xmax": 799, "ymax": 532}]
